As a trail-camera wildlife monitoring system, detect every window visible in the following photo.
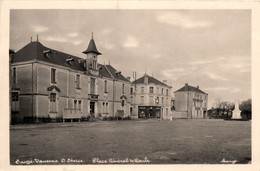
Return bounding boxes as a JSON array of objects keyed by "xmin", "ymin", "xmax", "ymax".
[
  {"xmin": 130, "ymin": 87, "xmax": 133, "ymax": 95},
  {"xmin": 51, "ymin": 68, "xmax": 56, "ymax": 83},
  {"xmin": 122, "ymin": 84, "xmax": 125, "ymax": 94},
  {"xmin": 76, "ymin": 74, "xmax": 80, "ymax": 89},
  {"xmin": 162, "ymin": 97, "xmax": 164, "ymax": 105},
  {"xmin": 166, "ymin": 98, "xmax": 168, "ymax": 105},
  {"xmin": 166, "ymin": 89, "xmax": 168, "ymax": 96},
  {"xmin": 166, "ymin": 108, "xmax": 168, "ymax": 115},
  {"xmin": 50, "ymin": 93, "xmax": 56, "ymax": 102},
  {"xmin": 104, "ymin": 80, "xmax": 108, "ymax": 93},
  {"xmin": 106, "ymin": 103, "xmax": 108, "ymax": 113},
  {"xmin": 11, "ymin": 92, "xmax": 19, "ymax": 112},
  {"xmin": 121, "ymin": 100, "xmax": 125, "ymax": 107},
  {"xmin": 13, "ymin": 68, "xmax": 16, "ymax": 84},
  {"xmin": 74, "ymin": 100, "xmax": 77, "ymax": 109},
  {"xmin": 73, "ymin": 100, "xmax": 82, "ymax": 111},
  {"xmin": 141, "ymin": 87, "xmax": 144, "ymax": 93},
  {"xmin": 162, "ymin": 88, "xmax": 164, "ymax": 95},
  {"xmin": 90, "ymin": 78, "xmax": 95, "ymax": 94},
  {"xmin": 149, "ymin": 87, "xmax": 154, "ymax": 93},
  {"xmin": 149, "ymin": 96, "xmax": 153, "ymax": 104},
  {"xmin": 49, "ymin": 93, "xmax": 57, "ymax": 112},
  {"xmin": 78, "ymin": 100, "xmax": 82, "ymax": 110},
  {"xmin": 141, "ymin": 96, "xmax": 144, "ymax": 104},
  {"xmin": 130, "ymin": 107, "xmax": 133, "ymax": 115},
  {"xmin": 157, "ymin": 87, "xmax": 159, "ymax": 94},
  {"xmin": 11, "ymin": 92, "xmax": 19, "ymax": 101},
  {"xmin": 93, "ymin": 60, "xmax": 96, "ymax": 69}
]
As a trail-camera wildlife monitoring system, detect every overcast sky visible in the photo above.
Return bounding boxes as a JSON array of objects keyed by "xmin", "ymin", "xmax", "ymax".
[{"xmin": 10, "ymin": 9, "xmax": 251, "ymax": 108}]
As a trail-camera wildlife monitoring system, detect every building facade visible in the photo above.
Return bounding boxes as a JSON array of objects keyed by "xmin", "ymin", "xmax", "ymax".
[
  {"xmin": 174, "ymin": 83, "xmax": 208, "ymax": 119},
  {"xmin": 131, "ymin": 74, "xmax": 172, "ymax": 119},
  {"xmin": 10, "ymin": 36, "xmax": 131, "ymax": 123}
]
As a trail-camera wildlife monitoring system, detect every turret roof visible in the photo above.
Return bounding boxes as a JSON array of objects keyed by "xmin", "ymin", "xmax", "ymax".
[{"xmin": 82, "ymin": 38, "xmax": 102, "ymax": 55}]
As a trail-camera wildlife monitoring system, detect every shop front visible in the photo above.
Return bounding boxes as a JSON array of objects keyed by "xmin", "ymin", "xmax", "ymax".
[{"xmin": 138, "ymin": 106, "xmax": 161, "ymax": 118}]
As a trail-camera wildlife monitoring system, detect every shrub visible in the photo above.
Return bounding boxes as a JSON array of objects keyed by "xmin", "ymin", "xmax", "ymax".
[{"xmin": 123, "ymin": 116, "xmax": 131, "ymax": 120}]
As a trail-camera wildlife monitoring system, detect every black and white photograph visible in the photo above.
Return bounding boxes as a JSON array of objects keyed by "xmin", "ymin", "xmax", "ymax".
[{"xmin": 1, "ymin": 1, "xmax": 260, "ymax": 170}]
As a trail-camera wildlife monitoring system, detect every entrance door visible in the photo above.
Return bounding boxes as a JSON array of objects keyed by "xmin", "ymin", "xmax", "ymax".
[
  {"xmin": 90, "ymin": 102, "xmax": 95, "ymax": 116},
  {"xmin": 203, "ymin": 111, "xmax": 207, "ymax": 119},
  {"xmin": 156, "ymin": 109, "xmax": 161, "ymax": 118}
]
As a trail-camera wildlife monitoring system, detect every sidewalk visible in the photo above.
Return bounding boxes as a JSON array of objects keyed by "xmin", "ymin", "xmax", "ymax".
[{"xmin": 10, "ymin": 119, "xmax": 170, "ymax": 130}]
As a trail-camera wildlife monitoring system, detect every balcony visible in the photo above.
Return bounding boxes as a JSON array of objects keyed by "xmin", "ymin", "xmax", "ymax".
[{"xmin": 63, "ymin": 108, "xmax": 82, "ymax": 122}]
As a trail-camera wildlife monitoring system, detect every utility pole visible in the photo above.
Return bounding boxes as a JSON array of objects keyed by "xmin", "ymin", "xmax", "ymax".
[{"xmin": 133, "ymin": 71, "xmax": 137, "ymax": 118}]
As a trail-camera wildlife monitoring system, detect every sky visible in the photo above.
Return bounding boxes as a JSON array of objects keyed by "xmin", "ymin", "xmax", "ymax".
[{"xmin": 10, "ymin": 9, "xmax": 251, "ymax": 108}]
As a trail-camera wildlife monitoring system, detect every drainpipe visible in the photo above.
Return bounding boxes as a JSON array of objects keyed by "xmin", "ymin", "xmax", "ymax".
[
  {"xmin": 187, "ymin": 91, "xmax": 189, "ymax": 119},
  {"xmin": 32, "ymin": 63, "xmax": 34, "ymax": 122},
  {"xmin": 113, "ymin": 79, "xmax": 115, "ymax": 117}
]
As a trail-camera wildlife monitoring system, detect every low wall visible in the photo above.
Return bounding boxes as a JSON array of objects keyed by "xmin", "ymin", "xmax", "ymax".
[{"xmin": 172, "ymin": 111, "xmax": 187, "ymax": 119}]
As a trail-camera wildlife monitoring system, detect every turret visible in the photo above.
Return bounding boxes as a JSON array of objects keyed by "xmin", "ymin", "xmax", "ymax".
[{"xmin": 82, "ymin": 33, "xmax": 102, "ymax": 71}]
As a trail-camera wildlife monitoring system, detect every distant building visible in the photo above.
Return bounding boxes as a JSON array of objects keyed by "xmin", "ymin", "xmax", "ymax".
[
  {"xmin": 131, "ymin": 74, "xmax": 172, "ymax": 119},
  {"xmin": 174, "ymin": 83, "xmax": 208, "ymax": 119},
  {"xmin": 10, "ymin": 35, "xmax": 131, "ymax": 123}
]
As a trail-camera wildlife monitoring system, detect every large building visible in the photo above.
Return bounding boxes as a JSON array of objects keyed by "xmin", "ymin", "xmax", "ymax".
[
  {"xmin": 10, "ymin": 36, "xmax": 132, "ymax": 123},
  {"xmin": 131, "ymin": 74, "xmax": 172, "ymax": 119},
  {"xmin": 174, "ymin": 83, "xmax": 208, "ymax": 119}
]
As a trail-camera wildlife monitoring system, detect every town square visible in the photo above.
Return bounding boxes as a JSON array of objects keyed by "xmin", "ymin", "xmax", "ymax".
[
  {"xmin": 10, "ymin": 119, "xmax": 251, "ymax": 164},
  {"xmin": 4, "ymin": 6, "xmax": 257, "ymax": 168}
]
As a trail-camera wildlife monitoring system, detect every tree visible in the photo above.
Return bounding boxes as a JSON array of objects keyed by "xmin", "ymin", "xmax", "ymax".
[
  {"xmin": 213, "ymin": 98, "xmax": 234, "ymax": 119},
  {"xmin": 239, "ymin": 99, "xmax": 252, "ymax": 120},
  {"xmin": 214, "ymin": 98, "xmax": 222, "ymax": 108}
]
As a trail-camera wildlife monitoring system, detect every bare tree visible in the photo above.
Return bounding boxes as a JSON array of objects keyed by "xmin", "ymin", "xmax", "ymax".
[
  {"xmin": 214, "ymin": 98, "xmax": 222, "ymax": 108},
  {"xmin": 213, "ymin": 98, "xmax": 234, "ymax": 119}
]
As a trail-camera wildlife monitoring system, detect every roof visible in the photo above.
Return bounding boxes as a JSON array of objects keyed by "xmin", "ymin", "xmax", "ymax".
[
  {"xmin": 132, "ymin": 74, "xmax": 171, "ymax": 88},
  {"xmin": 13, "ymin": 41, "xmax": 85, "ymax": 71},
  {"xmin": 104, "ymin": 65, "xmax": 130, "ymax": 82},
  {"xmin": 11, "ymin": 41, "xmax": 129, "ymax": 82},
  {"xmin": 82, "ymin": 38, "xmax": 102, "ymax": 55},
  {"xmin": 175, "ymin": 85, "xmax": 207, "ymax": 94},
  {"xmin": 9, "ymin": 49, "xmax": 15, "ymax": 55},
  {"xmin": 98, "ymin": 64, "xmax": 130, "ymax": 82}
]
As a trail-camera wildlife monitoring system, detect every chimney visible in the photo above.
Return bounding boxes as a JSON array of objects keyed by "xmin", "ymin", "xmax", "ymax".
[
  {"xmin": 144, "ymin": 74, "xmax": 148, "ymax": 84},
  {"xmin": 126, "ymin": 77, "xmax": 131, "ymax": 81},
  {"xmin": 163, "ymin": 80, "xmax": 167, "ymax": 85},
  {"xmin": 197, "ymin": 86, "xmax": 199, "ymax": 89},
  {"xmin": 185, "ymin": 83, "xmax": 188, "ymax": 91}
]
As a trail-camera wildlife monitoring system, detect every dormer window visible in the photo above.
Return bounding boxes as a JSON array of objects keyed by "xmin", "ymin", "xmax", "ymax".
[
  {"xmin": 93, "ymin": 61, "xmax": 96, "ymax": 70},
  {"xmin": 115, "ymin": 71, "xmax": 121, "ymax": 76},
  {"xmin": 66, "ymin": 56, "xmax": 75, "ymax": 65},
  {"xmin": 43, "ymin": 50, "xmax": 52, "ymax": 58}
]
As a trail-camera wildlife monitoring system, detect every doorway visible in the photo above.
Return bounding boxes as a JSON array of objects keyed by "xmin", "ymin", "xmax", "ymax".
[{"xmin": 90, "ymin": 102, "xmax": 95, "ymax": 116}]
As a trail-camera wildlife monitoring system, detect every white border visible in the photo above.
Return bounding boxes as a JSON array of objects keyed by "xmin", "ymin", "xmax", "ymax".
[{"xmin": 1, "ymin": 1, "xmax": 260, "ymax": 171}]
